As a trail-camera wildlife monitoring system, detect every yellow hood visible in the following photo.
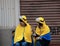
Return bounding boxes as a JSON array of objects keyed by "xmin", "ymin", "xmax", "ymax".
[
  {"xmin": 35, "ymin": 17, "xmax": 50, "ymax": 36},
  {"xmin": 14, "ymin": 16, "xmax": 32, "ymax": 43},
  {"xmin": 19, "ymin": 15, "xmax": 27, "ymax": 24},
  {"xmin": 36, "ymin": 17, "xmax": 46, "ymax": 25}
]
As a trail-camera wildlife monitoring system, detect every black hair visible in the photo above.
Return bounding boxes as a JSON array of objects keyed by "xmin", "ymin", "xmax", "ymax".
[
  {"xmin": 19, "ymin": 19, "xmax": 23, "ymax": 22},
  {"xmin": 12, "ymin": 30, "xmax": 15, "ymax": 34},
  {"xmin": 38, "ymin": 23, "xmax": 43, "ymax": 28}
]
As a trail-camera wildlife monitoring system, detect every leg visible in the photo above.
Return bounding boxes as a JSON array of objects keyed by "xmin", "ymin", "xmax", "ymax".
[
  {"xmin": 41, "ymin": 38, "xmax": 50, "ymax": 46},
  {"xmin": 43, "ymin": 40, "xmax": 50, "ymax": 46},
  {"xmin": 15, "ymin": 42, "xmax": 20, "ymax": 46},
  {"xmin": 26, "ymin": 42, "xmax": 32, "ymax": 46},
  {"xmin": 35, "ymin": 40, "xmax": 41, "ymax": 46}
]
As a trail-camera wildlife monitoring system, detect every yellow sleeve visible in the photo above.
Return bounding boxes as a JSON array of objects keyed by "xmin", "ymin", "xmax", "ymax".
[
  {"xmin": 35, "ymin": 26, "xmax": 41, "ymax": 35},
  {"xmin": 40, "ymin": 26, "xmax": 50, "ymax": 36},
  {"xmin": 27, "ymin": 24, "xmax": 33, "ymax": 35},
  {"xmin": 14, "ymin": 25, "xmax": 20, "ymax": 43}
]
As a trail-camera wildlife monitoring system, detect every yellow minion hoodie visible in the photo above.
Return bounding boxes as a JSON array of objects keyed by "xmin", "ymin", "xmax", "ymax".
[
  {"xmin": 35, "ymin": 17, "xmax": 51, "ymax": 40},
  {"xmin": 14, "ymin": 15, "xmax": 32, "ymax": 44}
]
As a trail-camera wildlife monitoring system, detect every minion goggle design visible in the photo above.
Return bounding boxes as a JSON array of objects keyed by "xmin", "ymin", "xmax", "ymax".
[
  {"xmin": 19, "ymin": 15, "xmax": 27, "ymax": 24},
  {"xmin": 36, "ymin": 17, "xmax": 44, "ymax": 24}
]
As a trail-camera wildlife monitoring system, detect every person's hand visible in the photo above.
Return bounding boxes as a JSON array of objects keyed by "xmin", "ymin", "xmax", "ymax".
[
  {"xmin": 36, "ymin": 37, "xmax": 42, "ymax": 40},
  {"xmin": 33, "ymin": 33, "xmax": 36, "ymax": 37}
]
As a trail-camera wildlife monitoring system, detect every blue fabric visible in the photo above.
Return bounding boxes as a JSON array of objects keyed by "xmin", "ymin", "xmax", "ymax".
[
  {"xmin": 12, "ymin": 37, "xmax": 20, "ymax": 46},
  {"xmin": 40, "ymin": 33, "xmax": 51, "ymax": 40},
  {"xmin": 15, "ymin": 42, "xmax": 20, "ymax": 46},
  {"xmin": 35, "ymin": 40, "xmax": 41, "ymax": 46},
  {"xmin": 22, "ymin": 42, "xmax": 27, "ymax": 46},
  {"xmin": 12, "ymin": 37, "xmax": 14, "ymax": 46},
  {"xmin": 19, "ymin": 42, "xmax": 32, "ymax": 46},
  {"xmin": 12, "ymin": 36, "xmax": 34, "ymax": 46}
]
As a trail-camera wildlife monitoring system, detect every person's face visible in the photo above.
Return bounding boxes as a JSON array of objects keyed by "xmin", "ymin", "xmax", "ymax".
[
  {"xmin": 39, "ymin": 23, "xmax": 43, "ymax": 26},
  {"xmin": 12, "ymin": 32, "xmax": 15, "ymax": 36},
  {"xmin": 19, "ymin": 19, "xmax": 26, "ymax": 27},
  {"xmin": 37, "ymin": 22, "xmax": 43, "ymax": 28},
  {"xmin": 20, "ymin": 21, "xmax": 26, "ymax": 26}
]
